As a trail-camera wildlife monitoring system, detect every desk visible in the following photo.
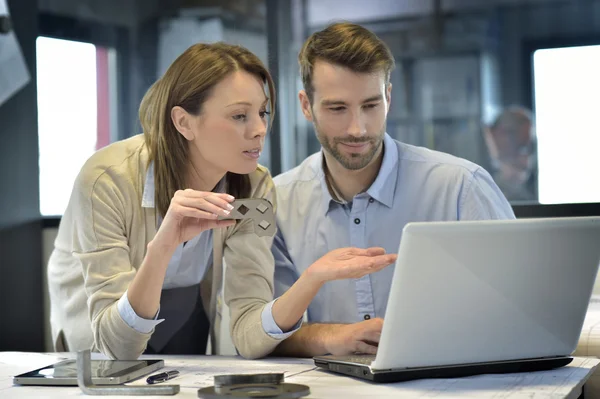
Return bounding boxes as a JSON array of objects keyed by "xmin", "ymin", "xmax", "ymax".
[
  {"xmin": 0, "ymin": 352, "xmax": 598, "ymax": 398},
  {"xmin": 575, "ymin": 297, "xmax": 600, "ymax": 398}
]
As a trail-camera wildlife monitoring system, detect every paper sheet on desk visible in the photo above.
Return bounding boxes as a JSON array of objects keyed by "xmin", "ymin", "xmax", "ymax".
[
  {"xmin": 285, "ymin": 357, "xmax": 600, "ymax": 399},
  {"xmin": 128, "ymin": 356, "xmax": 316, "ymax": 389},
  {"xmin": 0, "ymin": 0, "xmax": 31, "ymax": 107}
]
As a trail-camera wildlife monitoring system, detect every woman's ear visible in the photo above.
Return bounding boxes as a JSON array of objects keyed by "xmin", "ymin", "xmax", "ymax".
[{"xmin": 171, "ymin": 106, "xmax": 195, "ymax": 141}]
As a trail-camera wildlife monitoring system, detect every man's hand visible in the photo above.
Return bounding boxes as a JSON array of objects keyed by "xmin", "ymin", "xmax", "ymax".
[
  {"xmin": 271, "ymin": 247, "xmax": 394, "ymax": 333},
  {"xmin": 273, "ymin": 318, "xmax": 384, "ymax": 358},
  {"xmin": 325, "ymin": 318, "xmax": 383, "ymax": 355},
  {"xmin": 305, "ymin": 248, "xmax": 397, "ymax": 285}
]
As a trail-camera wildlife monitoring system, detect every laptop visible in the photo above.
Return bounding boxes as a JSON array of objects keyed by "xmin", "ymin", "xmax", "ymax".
[{"xmin": 314, "ymin": 217, "xmax": 600, "ymax": 382}]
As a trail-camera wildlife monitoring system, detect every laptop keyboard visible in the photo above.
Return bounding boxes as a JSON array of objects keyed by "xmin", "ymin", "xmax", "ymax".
[{"xmin": 334, "ymin": 354, "xmax": 376, "ymax": 365}]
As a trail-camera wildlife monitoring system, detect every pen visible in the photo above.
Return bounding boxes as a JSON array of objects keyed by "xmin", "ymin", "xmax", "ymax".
[{"xmin": 146, "ymin": 370, "xmax": 180, "ymax": 384}]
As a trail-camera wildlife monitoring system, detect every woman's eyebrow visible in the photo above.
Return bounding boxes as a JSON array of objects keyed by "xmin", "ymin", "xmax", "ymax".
[{"xmin": 226, "ymin": 97, "xmax": 269, "ymax": 108}]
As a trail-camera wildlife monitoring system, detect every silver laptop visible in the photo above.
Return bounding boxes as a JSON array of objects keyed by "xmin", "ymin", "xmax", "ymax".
[{"xmin": 315, "ymin": 217, "xmax": 600, "ymax": 382}]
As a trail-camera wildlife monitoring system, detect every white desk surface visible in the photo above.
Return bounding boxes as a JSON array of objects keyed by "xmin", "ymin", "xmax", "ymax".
[
  {"xmin": 0, "ymin": 352, "xmax": 598, "ymax": 399},
  {"xmin": 575, "ymin": 298, "xmax": 600, "ymax": 358}
]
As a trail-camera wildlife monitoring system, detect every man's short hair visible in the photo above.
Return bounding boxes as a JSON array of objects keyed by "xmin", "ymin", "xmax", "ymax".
[
  {"xmin": 299, "ymin": 22, "xmax": 396, "ymax": 103},
  {"xmin": 490, "ymin": 105, "xmax": 534, "ymax": 139}
]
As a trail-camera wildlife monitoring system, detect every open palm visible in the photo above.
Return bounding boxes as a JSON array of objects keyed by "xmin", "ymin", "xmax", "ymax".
[{"xmin": 307, "ymin": 247, "xmax": 397, "ymax": 284}]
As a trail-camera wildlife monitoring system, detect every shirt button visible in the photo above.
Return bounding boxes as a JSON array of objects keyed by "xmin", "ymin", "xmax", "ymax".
[
  {"xmin": 369, "ymin": 198, "xmax": 374, "ymax": 203},
  {"xmin": 354, "ymin": 218, "xmax": 361, "ymax": 224},
  {"xmin": 364, "ymin": 314, "xmax": 371, "ymax": 320}
]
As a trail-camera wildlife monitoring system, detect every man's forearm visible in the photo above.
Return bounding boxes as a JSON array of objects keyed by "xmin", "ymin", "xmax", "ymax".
[
  {"xmin": 271, "ymin": 272, "xmax": 323, "ymax": 332},
  {"xmin": 272, "ymin": 323, "xmax": 343, "ymax": 358}
]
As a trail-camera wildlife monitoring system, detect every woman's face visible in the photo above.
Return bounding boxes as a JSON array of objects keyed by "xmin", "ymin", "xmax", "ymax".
[{"xmin": 172, "ymin": 70, "xmax": 270, "ymax": 176}]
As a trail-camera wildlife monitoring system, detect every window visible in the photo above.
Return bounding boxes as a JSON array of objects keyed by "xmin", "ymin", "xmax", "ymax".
[
  {"xmin": 533, "ymin": 45, "xmax": 600, "ymax": 205},
  {"xmin": 36, "ymin": 36, "xmax": 117, "ymax": 216}
]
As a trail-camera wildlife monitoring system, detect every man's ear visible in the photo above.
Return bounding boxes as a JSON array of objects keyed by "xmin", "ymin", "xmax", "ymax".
[
  {"xmin": 298, "ymin": 90, "xmax": 314, "ymax": 122},
  {"xmin": 385, "ymin": 83, "xmax": 392, "ymax": 112},
  {"xmin": 171, "ymin": 106, "xmax": 195, "ymax": 141}
]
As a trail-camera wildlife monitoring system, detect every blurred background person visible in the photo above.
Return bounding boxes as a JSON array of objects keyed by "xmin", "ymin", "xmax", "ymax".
[{"xmin": 483, "ymin": 106, "xmax": 537, "ymax": 202}]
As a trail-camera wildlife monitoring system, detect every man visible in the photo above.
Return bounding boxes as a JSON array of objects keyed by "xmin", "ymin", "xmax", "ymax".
[
  {"xmin": 482, "ymin": 106, "xmax": 537, "ymax": 202},
  {"xmin": 269, "ymin": 22, "xmax": 515, "ymax": 357}
]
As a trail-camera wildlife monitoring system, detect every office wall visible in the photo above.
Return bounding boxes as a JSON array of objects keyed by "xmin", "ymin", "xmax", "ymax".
[
  {"xmin": 306, "ymin": 0, "xmax": 600, "ymax": 110},
  {"xmin": 0, "ymin": 0, "xmax": 44, "ymax": 351},
  {"xmin": 37, "ymin": 0, "xmax": 160, "ymax": 27},
  {"xmin": 306, "ymin": 0, "xmax": 570, "ymax": 28},
  {"xmin": 157, "ymin": 17, "xmax": 268, "ymax": 79},
  {"xmin": 37, "ymin": 0, "xmax": 162, "ymax": 140},
  {"xmin": 499, "ymin": 0, "xmax": 600, "ymax": 106}
]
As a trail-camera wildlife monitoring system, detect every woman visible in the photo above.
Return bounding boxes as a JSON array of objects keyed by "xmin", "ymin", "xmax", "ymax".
[{"xmin": 47, "ymin": 42, "xmax": 395, "ymax": 360}]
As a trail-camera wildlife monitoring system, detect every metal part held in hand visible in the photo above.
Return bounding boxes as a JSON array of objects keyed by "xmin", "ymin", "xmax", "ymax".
[
  {"xmin": 76, "ymin": 350, "xmax": 180, "ymax": 396},
  {"xmin": 218, "ymin": 198, "xmax": 275, "ymax": 237}
]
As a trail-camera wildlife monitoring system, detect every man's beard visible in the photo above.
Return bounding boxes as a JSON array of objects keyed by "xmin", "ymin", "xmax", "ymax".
[{"xmin": 314, "ymin": 121, "xmax": 385, "ymax": 171}]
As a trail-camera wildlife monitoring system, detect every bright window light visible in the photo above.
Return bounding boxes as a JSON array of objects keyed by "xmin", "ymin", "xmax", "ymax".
[
  {"xmin": 533, "ymin": 45, "xmax": 600, "ymax": 204},
  {"xmin": 37, "ymin": 36, "xmax": 97, "ymax": 217}
]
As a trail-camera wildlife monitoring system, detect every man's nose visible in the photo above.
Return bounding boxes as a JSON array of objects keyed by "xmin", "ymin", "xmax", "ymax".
[{"xmin": 347, "ymin": 112, "xmax": 367, "ymax": 138}]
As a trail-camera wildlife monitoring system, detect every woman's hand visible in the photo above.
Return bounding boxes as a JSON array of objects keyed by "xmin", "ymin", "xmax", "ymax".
[{"xmin": 152, "ymin": 189, "xmax": 237, "ymax": 251}]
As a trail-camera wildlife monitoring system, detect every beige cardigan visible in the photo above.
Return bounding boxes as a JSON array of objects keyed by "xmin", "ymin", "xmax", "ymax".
[{"xmin": 47, "ymin": 135, "xmax": 283, "ymax": 360}]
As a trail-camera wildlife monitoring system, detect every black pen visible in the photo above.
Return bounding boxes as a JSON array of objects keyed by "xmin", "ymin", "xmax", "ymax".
[{"xmin": 146, "ymin": 370, "xmax": 180, "ymax": 384}]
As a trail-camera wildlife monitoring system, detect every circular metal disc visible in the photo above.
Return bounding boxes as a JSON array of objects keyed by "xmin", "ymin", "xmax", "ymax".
[
  {"xmin": 198, "ymin": 383, "xmax": 310, "ymax": 399},
  {"xmin": 214, "ymin": 373, "xmax": 284, "ymax": 387}
]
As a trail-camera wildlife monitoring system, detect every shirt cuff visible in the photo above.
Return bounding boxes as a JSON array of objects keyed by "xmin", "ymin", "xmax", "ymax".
[
  {"xmin": 261, "ymin": 299, "xmax": 302, "ymax": 340},
  {"xmin": 117, "ymin": 290, "xmax": 164, "ymax": 334}
]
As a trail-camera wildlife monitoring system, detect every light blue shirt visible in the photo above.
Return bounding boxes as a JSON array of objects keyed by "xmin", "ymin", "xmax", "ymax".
[
  {"xmin": 118, "ymin": 164, "xmax": 298, "ymax": 339},
  {"xmin": 272, "ymin": 134, "xmax": 515, "ymax": 324}
]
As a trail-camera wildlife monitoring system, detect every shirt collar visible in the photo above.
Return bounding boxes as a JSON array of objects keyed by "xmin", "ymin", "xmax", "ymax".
[
  {"xmin": 307, "ymin": 154, "xmax": 334, "ymax": 216},
  {"xmin": 366, "ymin": 133, "xmax": 398, "ymax": 209},
  {"xmin": 141, "ymin": 162, "xmax": 227, "ymax": 209},
  {"xmin": 142, "ymin": 163, "xmax": 155, "ymax": 208},
  {"xmin": 313, "ymin": 133, "xmax": 399, "ymax": 216}
]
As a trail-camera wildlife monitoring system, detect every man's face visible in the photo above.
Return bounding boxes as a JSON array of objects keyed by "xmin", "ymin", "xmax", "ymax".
[
  {"xmin": 493, "ymin": 121, "xmax": 534, "ymax": 171},
  {"xmin": 299, "ymin": 61, "xmax": 391, "ymax": 170}
]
